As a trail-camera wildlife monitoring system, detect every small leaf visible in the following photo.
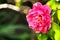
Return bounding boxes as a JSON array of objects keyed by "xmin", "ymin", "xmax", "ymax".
[
  {"xmin": 14, "ymin": 0, "xmax": 21, "ymax": 8},
  {"xmin": 37, "ymin": 34, "xmax": 47, "ymax": 40}
]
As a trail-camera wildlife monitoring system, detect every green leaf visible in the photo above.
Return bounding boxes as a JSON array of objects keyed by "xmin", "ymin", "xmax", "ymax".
[
  {"xmin": 15, "ymin": 0, "xmax": 21, "ymax": 8},
  {"xmin": 57, "ymin": 4, "xmax": 60, "ymax": 9},
  {"xmin": 52, "ymin": 22, "xmax": 60, "ymax": 32},
  {"xmin": 46, "ymin": 28, "xmax": 55, "ymax": 40},
  {"xmin": 52, "ymin": 22, "xmax": 60, "ymax": 40},
  {"xmin": 57, "ymin": 10, "xmax": 60, "ymax": 21},
  {"xmin": 46, "ymin": 0, "xmax": 57, "ymax": 10},
  {"xmin": 37, "ymin": 34, "xmax": 47, "ymax": 40},
  {"xmin": 54, "ymin": 32, "xmax": 60, "ymax": 40}
]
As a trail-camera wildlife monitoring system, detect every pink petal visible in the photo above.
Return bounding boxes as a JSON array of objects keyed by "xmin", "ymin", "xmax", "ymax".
[{"xmin": 43, "ymin": 5, "xmax": 51, "ymax": 14}]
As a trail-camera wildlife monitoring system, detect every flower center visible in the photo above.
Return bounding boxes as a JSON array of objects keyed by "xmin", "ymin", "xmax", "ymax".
[
  {"xmin": 32, "ymin": 15, "xmax": 42, "ymax": 22},
  {"xmin": 38, "ymin": 16, "xmax": 42, "ymax": 21}
]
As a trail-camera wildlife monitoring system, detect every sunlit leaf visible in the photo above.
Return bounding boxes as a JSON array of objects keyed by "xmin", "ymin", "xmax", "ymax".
[
  {"xmin": 57, "ymin": 10, "xmax": 60, "ymax": 21},
  {"xmin": 14, "ymin": 0, "xmax": 21, "ymax": 8},
  {"xmin": 52, "ymin": 22, "xmax": 60, "ymax": 40},
  {"xmin": 57, "ymin": 4, "xmax": 60, "ymax": 9},
  {"xmin": 46, "ymin": 0, "xmax": 57, "ymax": 10},
  {"xmin": 54, "ymin": 32, "xmax": 60, "ymax": 40}
]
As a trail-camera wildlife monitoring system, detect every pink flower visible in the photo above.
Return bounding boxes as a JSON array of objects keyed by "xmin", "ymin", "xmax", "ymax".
[{"xmin": 26, "ymin": 2, "xmax": 52, "ymax": 34}]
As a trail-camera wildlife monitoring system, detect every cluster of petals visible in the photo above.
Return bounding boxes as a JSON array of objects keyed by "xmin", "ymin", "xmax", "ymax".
[{"xmin": 26, "ymin": 2, "xmax": 52, "ymax": 34}]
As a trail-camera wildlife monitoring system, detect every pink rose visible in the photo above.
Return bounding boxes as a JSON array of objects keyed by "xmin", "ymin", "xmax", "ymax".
[{"xmin": 26, "ymin": 2, "xmax": 52, "ymax": 34}]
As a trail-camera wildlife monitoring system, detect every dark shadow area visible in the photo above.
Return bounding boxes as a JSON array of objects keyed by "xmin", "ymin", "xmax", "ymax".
[{"xmin": 0, "ymin": 8, "xmax": 31, "ymax": 40}]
